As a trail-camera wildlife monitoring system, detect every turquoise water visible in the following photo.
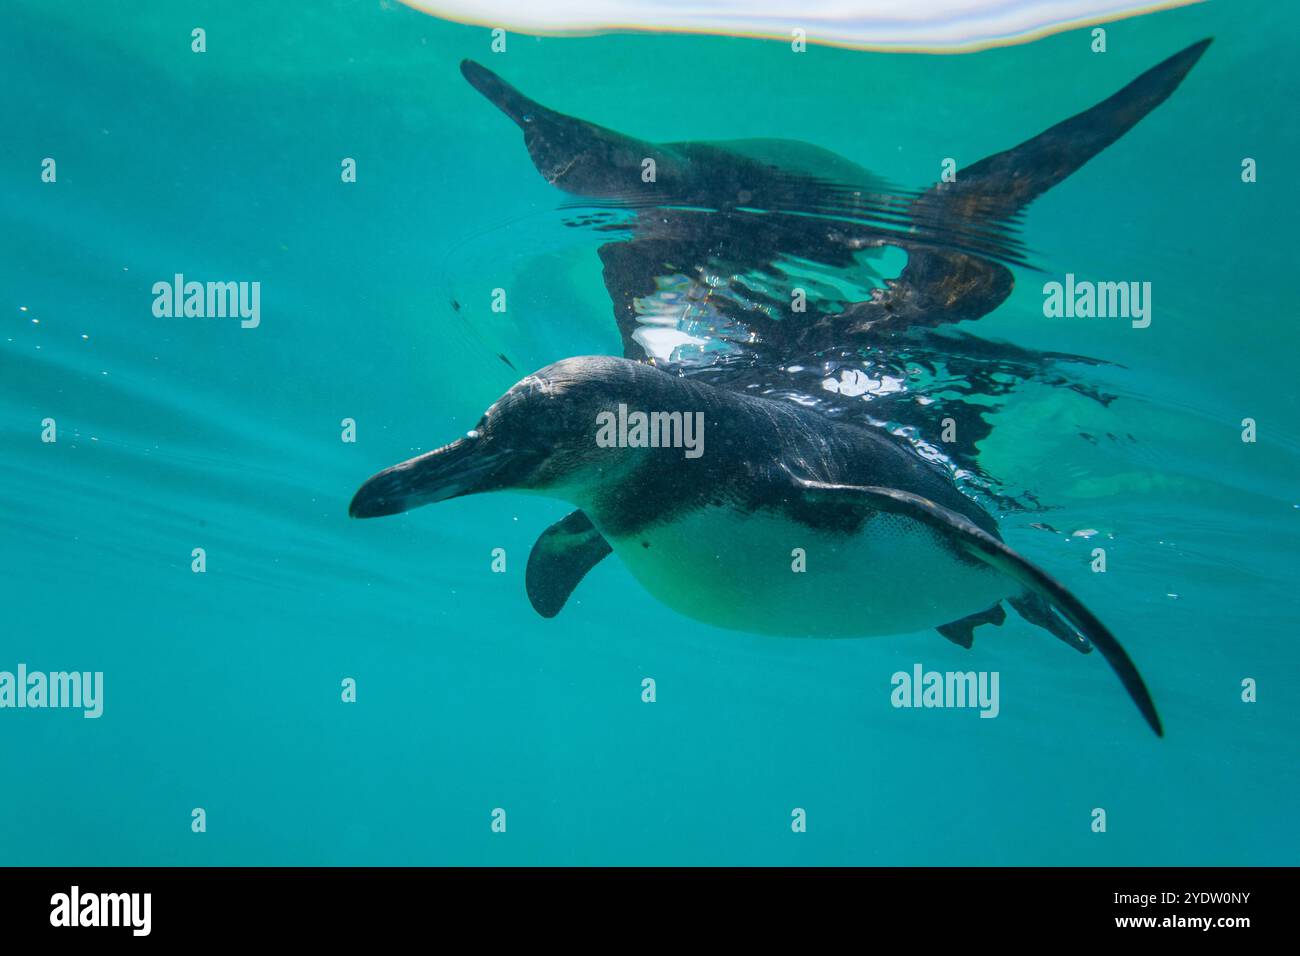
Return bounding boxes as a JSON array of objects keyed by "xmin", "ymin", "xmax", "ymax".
[{"xmin": 2, "ymin": 0, "xmax": 1297, "ymax": 866}]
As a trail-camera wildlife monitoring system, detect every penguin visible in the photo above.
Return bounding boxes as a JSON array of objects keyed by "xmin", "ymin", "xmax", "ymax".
[
  {"xmin": 350, "ymin": 355, "xmax": 1162, "ymax": 736},
  {"xmin": 349, "ymin": 42, "xmax": 1217, "ymax": 737}
]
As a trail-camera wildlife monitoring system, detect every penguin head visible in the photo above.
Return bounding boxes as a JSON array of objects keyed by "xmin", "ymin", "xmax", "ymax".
[
  {"xmin": 460, "ymin": 60, "xmax": 664, "ymax": 199},
  {"xmin": 349, "ymin": 356, "xmax": 665, "ymax": 518}
]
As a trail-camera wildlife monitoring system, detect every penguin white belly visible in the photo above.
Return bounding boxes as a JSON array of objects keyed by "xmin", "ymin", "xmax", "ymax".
[{"xmin": 604, "ymin": 505, "xmax": 1015, "ymax": 637}]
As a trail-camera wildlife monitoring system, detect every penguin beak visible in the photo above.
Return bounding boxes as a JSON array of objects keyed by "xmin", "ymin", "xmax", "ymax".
[{"xmin": 349, "ymin": 438, "xmax": 502, "ymax": 518}]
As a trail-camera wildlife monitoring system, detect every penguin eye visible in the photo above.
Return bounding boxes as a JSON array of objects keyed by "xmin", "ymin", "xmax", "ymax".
[{"xmin": 522, "ymin": 113, "xmax": 534, "ymax": 124}]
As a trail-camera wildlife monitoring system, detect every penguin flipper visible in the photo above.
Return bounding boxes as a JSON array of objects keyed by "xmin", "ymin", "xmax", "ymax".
[
  {"xmin": 526, "ymin": 510, "xmax": 613, "ymax": 619},
  {"xmin": 936, "ymin": 602, "xmax": 1006, "ymax": 649},
  {"xmin": 794, "ymin": 479, "xmax": 1162, "ymax": 737}
]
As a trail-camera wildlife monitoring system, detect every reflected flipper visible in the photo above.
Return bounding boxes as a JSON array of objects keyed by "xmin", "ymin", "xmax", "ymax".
[
  {"xmin": 912, "ymin": 38, "xmax": 1212, "ymax": 227},
  {"xmin": 839, "ymin": 38, "xmax": 1213, "ymax": 337}
]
